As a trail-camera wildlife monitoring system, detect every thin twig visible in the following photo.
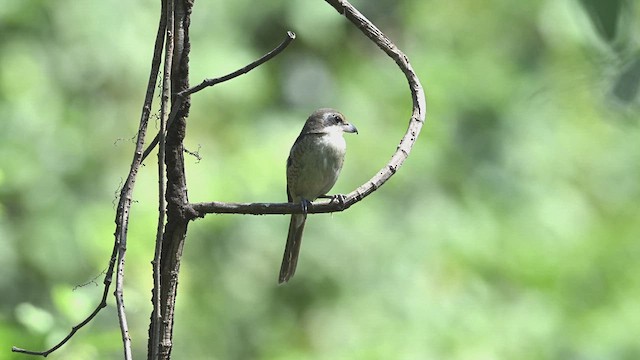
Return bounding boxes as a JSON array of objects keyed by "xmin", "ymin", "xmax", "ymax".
[
  {"xmin": 180, "ymin": 31, "xmax": 296, "ymax": 97},
  {"xmin": 190, "ymin": 0, "xmax": 425, "ymax": 218},
  {"xmin": 11, "ymin": 291, "xmax": 110, "ymax": 356},
  {"xmin": 11, "ymin": 2, "xmax": 168, "ymax": 357},
  {"xmin": 183, "ymin": 145, "xmax": 202, "ymax": 162},
  {"xmin": 140, "ymin": 31, "xmax": 296, "ymax": 163},
  {"xmin": 72, "ymin": 268, "xmax": 107, "ymax": 291},
  {"xmin": 149, "ymin": 0, "xmax": 173, "ymax": 358}
]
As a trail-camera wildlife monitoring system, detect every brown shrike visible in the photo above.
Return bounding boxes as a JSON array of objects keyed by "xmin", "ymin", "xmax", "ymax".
[{"xmin": 279, "ymin": 108, "xmax": 357, "ymax": 283}]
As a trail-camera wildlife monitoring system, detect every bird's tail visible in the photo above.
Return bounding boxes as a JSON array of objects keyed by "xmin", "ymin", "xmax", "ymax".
[{"xmin": 279, "ymin": 213, "xmax": 306, "ymax": 284}]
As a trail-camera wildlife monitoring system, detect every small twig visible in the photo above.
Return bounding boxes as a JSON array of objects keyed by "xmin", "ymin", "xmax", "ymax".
[
  {"xmin": 184, "ymin": 144, "xmax": 202, "ymax": 162},
  {"xmin": 112, "ymin": 177, "xmax": 125, "ymax": 210},
  {"xmin": 190, "ymin": 0, "xmax": 425, "ymax": 219},
  {"xmin": 72, "ymin": 268, "xmax": 107, "ymax": 291},
  {"xmin": 140, "ymin": 31, "xmax": 296, "ymax": 163},
  {"xmin": 11, "ymin": 2, "xmax": 169, "ymax": 357}
]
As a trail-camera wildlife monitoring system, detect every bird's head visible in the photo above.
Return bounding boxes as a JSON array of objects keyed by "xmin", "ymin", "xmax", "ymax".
[{"xmin": 302, "ymin": 108, "xmax": 358, "ymax": 135}]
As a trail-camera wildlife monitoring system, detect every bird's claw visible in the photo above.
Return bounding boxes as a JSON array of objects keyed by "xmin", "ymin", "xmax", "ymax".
[
  {"xmin": 319, "ymin": 194, "xmax": 346, "ymax": 209},
  {"xmin": 331, "ymin": 194, "xmax": 346, "ymax": 207},
  {"xmin": 300, "ymin": 199, "xmax": 311, "ymax": 218}
]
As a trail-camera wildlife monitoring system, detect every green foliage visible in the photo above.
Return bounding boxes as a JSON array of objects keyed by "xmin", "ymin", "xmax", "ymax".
[{"xmin": 1, "ymin": 0, "xmax": 640, "ymax": 359}]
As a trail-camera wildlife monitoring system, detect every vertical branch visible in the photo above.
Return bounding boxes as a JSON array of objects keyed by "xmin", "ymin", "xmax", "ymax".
[
  {"xmin": 110, "ymin": 1, "xmax": 172, "ymax": 358},
  {"xmin": 157, "ymin": 0, "xmax": 193, "ymax": 359},
  {"xmin": 149, "ymin": 0, "xmax": 173, "ymax": 358},
  {"xmin": 112, "ymin": 5, "xmax": 170, "ymax": 357},
  {"xmin": 115, "ymin": 236, "xmax": 133, "ymax": 360}
]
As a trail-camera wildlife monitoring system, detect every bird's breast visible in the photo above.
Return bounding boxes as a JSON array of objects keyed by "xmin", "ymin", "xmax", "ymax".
[{"xmin": 288, "ymin": 132, "xmax": 347, "ymax": 201}]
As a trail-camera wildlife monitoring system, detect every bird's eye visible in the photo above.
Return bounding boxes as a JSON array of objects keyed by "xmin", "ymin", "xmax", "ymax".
[{"xmin": 331, "ymin": 114, "xmax": 342, "ymax": 124}]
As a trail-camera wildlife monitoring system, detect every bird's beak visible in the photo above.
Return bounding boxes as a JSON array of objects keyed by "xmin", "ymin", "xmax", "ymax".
[{"xmin": 343, "ymin": 122, "xmax": 358, "ymax": 134}]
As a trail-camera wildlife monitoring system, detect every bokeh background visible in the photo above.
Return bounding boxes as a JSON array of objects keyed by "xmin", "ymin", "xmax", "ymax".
[{"xmin": 1, "ymin": 0, "xmax": 640, "ymax": 359}]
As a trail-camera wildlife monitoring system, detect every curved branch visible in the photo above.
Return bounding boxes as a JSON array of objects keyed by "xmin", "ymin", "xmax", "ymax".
[{"xmin": 191, "ymin": 0, "xmax": 426, "ymax": 218}]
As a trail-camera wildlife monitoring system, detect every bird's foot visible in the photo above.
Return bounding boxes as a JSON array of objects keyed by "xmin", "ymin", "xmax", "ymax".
[
  {"xmin": 320, "ymin": 194, "xmax": 346, "ymax": 208},
  {"xmin": 300, "ymin": 198, "xmax": 311, "ymax": 218}
]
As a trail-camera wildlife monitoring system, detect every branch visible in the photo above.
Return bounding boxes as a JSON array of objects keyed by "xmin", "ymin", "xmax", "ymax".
[
  {"xmin": 10, "ymin": 291, "xmax": 109, "ymax": 356},
  {"xmin": 190, "ymin": 192, "xmax": 359, "ymax": 218},
  {"xmin": 156, "ymin": 0, "xmax": 193, "ymax": 358},
  {"xmin": 11, "ymin": 2, "xmax": 168, "ymax": 357},
  {"xmin": 191, "ymin": 0, "xmax": 426, "ymax": 218},
  {"xmin": 148, "ymin": 0, "xmax": 173, "ymax": 358},
  {"xmin": 140, "ymin": 31, "xmax": 296, "ymax": 163},
  {"xmin": 180, "ymin": 31, "xmax": 296, "ymax": 97}
]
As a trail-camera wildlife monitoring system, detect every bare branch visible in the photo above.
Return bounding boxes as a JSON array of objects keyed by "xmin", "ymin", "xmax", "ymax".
[
  {"xmin": 156, "ymin": 0, "xmax": 193, "ymax": 358},
  {"xmin": 190, "ymin": 192, "xmax": 360, "ymax": 217},
  {"xmin": 181, "ymin": 31, "xmax": 296, "ymax": 97},
  {"xmin": 11, "ymin": 292, "xmax": 109, "ymax": 356},
  {"xmin": 11, "ymin": 2, "xmax": 168, "ymax": 357},
  {"xmin": 140, "ymin": 31, "xmax": 296, "ymax": 163},
  {"xmin": 190, "ymin": 0, "xmax": 426, "ymax": 218},
  {"xmin": 149, "ymin": 0, "xmax": 173, "ymax": 358}
]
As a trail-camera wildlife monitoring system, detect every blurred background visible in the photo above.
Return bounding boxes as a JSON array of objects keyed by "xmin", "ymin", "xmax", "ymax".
[{"xmin": 1, "ymin": 0, "xmax": 640, "ymax": 359}]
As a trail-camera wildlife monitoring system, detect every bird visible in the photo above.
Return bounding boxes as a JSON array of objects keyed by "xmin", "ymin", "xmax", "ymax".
[{"xmin": 279, "ymin": 108, "xmax": 358, "ymax": 284}]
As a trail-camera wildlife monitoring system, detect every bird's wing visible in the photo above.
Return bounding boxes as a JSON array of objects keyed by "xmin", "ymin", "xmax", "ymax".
[{"xmin": 286, "ymin": 155, "xmax": 293, "ymax": 203}]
